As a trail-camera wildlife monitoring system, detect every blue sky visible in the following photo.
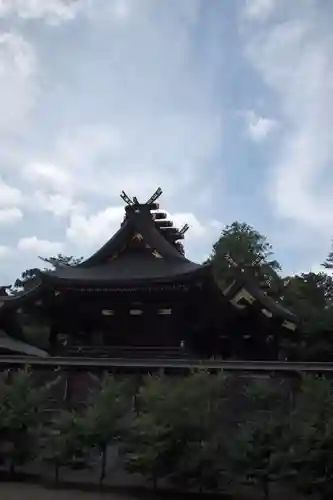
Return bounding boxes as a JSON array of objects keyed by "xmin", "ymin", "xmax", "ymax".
[{"xmin": 0, "ymin": 0, "xmax": 332, "ymax": 284}]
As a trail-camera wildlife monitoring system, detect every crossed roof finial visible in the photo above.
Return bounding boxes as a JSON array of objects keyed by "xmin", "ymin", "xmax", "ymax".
[
  {"xmin": 224, "ymin": 253, "xmax": 284, "ymax": 290},
  {"xmin": 224, "ymin": 254, "xmax": 240, "ymax": 269},
  {"xmin": 225, "ymin": 253, "xmax": 268, "ymax": 281},
  {"xmin": 120, "ymin": 187, "xmax": 163, "ymax": 207},
  {"xmin": 120, "ymin": 191, "xmax": 134, "ymax": 206},
  {"xmin": 146, "ymin": 187, "xmax": 162, "ymax": 205}
]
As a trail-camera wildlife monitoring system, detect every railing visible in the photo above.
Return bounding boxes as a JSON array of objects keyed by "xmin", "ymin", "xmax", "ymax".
[
  {"xmin": 2, "ymin": 356, "xmax": 333, "ymax": 373},
  {"xmin": 65, "ymin": 345, "xmax": 188, "ymax": 359}
]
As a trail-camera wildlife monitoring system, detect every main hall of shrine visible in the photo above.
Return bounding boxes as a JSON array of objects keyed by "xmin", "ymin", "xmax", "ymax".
[{"xmin": 0, "ymin": 188, "xmax": 298, "ymax": 360}]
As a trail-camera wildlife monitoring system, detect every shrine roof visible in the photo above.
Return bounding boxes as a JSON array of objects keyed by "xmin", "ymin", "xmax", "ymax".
[
  {"xmin": 224, "ymin": 275, "xmax": 297, "ymax": 323},
  {"xmin": 77, "ymin": 209, "xmax": 187, "ymax": 269},
  {"xmin": 37, "ymin": 188, "xmax": 207, "ymax": 286},
  {"xmin": 243, "ymin": 279, "xmax": 296, "ymax": 322},
  {"xmin": 0, "ymin": 331, "xmax": 48, "ymax": 357},
  {"xmin": 38, "ymin": 254, "xmax": 209, "ymax": 287}
]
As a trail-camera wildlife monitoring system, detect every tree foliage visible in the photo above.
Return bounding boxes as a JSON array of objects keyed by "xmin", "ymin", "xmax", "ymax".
[
  {"xmin": 123, "ymin": 370, "xmax": 230, "ymax": 491},
  {"xmin": 13, "ymin": 254, "xmax": 83, "ymax": 292},
  {"xmin": 207, "ymin": 221, "xmax": 282, "ymax": 295},
  {"xmin": 207, "ymin": 220, "xmax": 333, "ymax": 361},
  {"xmin": 42, "ymin": 410, "xmax": 91, "ymax": 483},
  {"xmin": 291, "ymin": 376, "xmax": 333, "ymax": 500},
  {"xmin": 282, "ymin": 272, "xmax": 333, "ymax": 360},
  {"xmin": 231, "ymin": 379, "xmax": 293, "ymax": 500},
  {"xmin": 5, "ymin": 218, "xmax": 333, "ymax": 496},
  {"xmin": 9, "ymin": 254, "xmax": 84, "ymax": 348},
  {"xmin": 322, "ymin": 239, "xmax": 333, "ymax": 270},
  {"xmin": 0, "ymin": 368, "xmax": 57, "ymax": 474},
  {"xmin": 84, "ymin": 375, "xmax": 131, "ymax": 484},
  {"xmin": 1, "ymin": 369, "xmax": 333, "ymax": 498}
]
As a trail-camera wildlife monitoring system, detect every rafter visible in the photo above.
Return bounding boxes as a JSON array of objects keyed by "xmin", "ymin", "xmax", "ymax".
[
  {"xmin": 120, "ymin": 191, "xmax": 134, "ymax": 206},
  {"xmin": 179, "ymin": 223, "xmax": 189, "ymax": 235},
  {"xmin": 146, "ymin": 187, "xmax": 162, "ymax": 205}
]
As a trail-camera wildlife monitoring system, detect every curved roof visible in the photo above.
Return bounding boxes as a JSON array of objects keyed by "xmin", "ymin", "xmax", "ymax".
[
  {"xmin": 0, "ymin": 281, "xmax": 43, "ymax": 310},
  {"xmin": 223, "ymin": 275, "xmax": 297, "ymax": 323},
  {"xmin": 78, "ymin": 218, "xmax": 133, "ymax": 268},
  {"xmin": 77, "ymin": 209, "xmax": 191, "ymax": 269},
  {"xmin": 39, "ymin": 255, "xmax": 209, "ymax": 287},
  {"xmin": 39, "ymin": 201, "xmax": 206, "ymax": 286},
  {"xmin": 0, "ymin": 332, "xmax": 48, "ymax": 357}
]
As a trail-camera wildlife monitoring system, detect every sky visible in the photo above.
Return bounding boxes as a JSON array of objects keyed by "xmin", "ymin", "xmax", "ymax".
[{"xmin": 0, "ymin": 0, "xmax": 332, "ymax": 284}]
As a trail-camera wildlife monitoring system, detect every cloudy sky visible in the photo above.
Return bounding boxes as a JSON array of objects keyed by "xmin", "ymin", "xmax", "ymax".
[{"xmin": 0, "ymin": 0, "xmax": 331, "ymax": 284}]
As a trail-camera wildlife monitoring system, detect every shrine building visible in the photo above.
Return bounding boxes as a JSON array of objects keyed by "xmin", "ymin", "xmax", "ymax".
[{"xmin": 0, "ymin": 188, "xmax": 298, "ymax": 360}]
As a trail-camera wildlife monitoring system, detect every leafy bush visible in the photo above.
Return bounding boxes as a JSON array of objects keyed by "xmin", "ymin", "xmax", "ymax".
[
  {"xmin": 0, "ymin": 367, "xmax": 56, "ymax": 474},
  {"xmin": 84, "ymin": 374, "xmax": 132, "ymax": 484},
  {"xmin": 42, "ymin": 409, "xmax": 92, "ymax": 482},
  {"xmin": 123, "ymin": 370, "xmax": 231, "ymax": 491}
]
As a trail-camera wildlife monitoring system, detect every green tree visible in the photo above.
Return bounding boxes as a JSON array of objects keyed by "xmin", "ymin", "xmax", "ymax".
[
  {"xmin": 0, "ymin": 367, "xmax": 59, "ymax": 475},
  {"xmin": 231, "ymin": 379, "xmax": 293, "ymax": 500},
  {"xmin": 322, "ymin": 240, "xmax": 333, "ymax": 270},
  {"xmin": 12, "ymin": 268, "xmax": 39, "ymax": 293},
  {"xmin": 124, "ymin": 408, "xmax": 170, "ymax": 490},
  {"xmin": 10, "ymin": 254, "xmax": 84, "ymax": 348},
  {"xmin": 166, "ymin": 370, "xmax": 231, "ymax": 492},
  {"xmin": 123, "ymin": 375, "xmax": 171, "ymax": 489},
  {"xmin": 282, "ymin": 272, "xmax": 333, "ymax": 360},
  {"xmin": 42, "ymin": 409, "xmax": 91, "ymax": 483},
  {"xmin": 85, "ymin": 375, "xmax": 131, "ymax": 485},
  {"xmin": 207, "ymin": 221, "xmax": 281, "ymax": 293},
  {"xmin": 124, "ymin": 371, "xmax": 230, "ymax": 492},
  {"xmin": 13, "ymin": 254, "xmax": 83, "ymax": 292},
  {"xmin": 291, "ymin": 376, "xmax": 333, "ymax": 500}
]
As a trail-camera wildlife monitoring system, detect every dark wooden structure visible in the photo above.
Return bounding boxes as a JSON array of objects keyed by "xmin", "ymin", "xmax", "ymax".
[{"xmin": 0, "ymin": 188, "xmax": 297, "ymax": 360}]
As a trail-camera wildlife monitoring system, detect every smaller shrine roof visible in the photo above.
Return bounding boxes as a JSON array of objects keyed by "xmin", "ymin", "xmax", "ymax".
[
  {"xmin": 0, "ymin": 332, "xmax": 48, "ymax": 357},
  {"xmin": 0, "ymin": 281, "xmax": 43, "ymax": 310},
  {"xmin": 223, "ymin": 276, "xmax": 297, "ymax": 323}
]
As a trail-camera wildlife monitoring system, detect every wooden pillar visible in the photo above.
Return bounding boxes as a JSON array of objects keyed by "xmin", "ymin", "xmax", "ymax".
[
  {"xmin": 49, "ymin": 324, "xmax": 58, "ymax": 355},
  {"xmin": 270, "ymin": 317, "xmax": 283, "ymax": 361},
  {"xmin": 64, "ymin": 370, "xmax": 72, "ymax": 408},
  {"xmin": 133, "ymin": 374, "xmax": 143, "ymax": 415}
]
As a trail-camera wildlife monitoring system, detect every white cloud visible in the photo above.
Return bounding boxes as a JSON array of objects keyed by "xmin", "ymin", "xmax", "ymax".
[
  {"xmin": 0, "ymin": 0, "xmax": 81, "ymax": 24},
  {"xmin": 54, "ymin": 111, "xmax": 221, "ymax": 200},
  {"xmin": 17, "ymin": 236, "xmax": 64, "ymax": 255},
  {"xmin": 66, "ymin": 206, "xmax": 124, "ymax": 247},
  {"xmin": 16, "ymin": 0, "xmax": 221, "ymax": 204},
  {"xmin": 0, "ymin": 207, "xmax": 23, "ymax": 225},
  {"xmin": 22, "ymin": 162, "xmax": 73, "ymax": 192},
  {"xmin": 0, "ymin": 32, "xmax": 37, "ymax": 134},
  {"xmin": 169, "ymin": 211, "xmax": 221, "ymax": 260},
  {"xmin": 244, "ymin": 3, "xmax": 333, "ymax": 233},
  {"xmin": 25, "ymin": 110, "xmax": 221, "ymax": 204},
  {"xmin": 30, "ymin": 191, "xmax": 84, "ymax": 217},
  {"xmin": 66, "ymin": 205, "xmax": 221, "ymax": 262},
  {"xmin": 169, "ymin": 211, "xmax": 221, "ymax": 240},
  {"xmin": 244, "ymin": 110, "xmax": 278, "ymax": 142},
  {"xmin": 107, "ymin": 0, "xmax": 132, "ymax": 21},
  {"xmin": 0, "ymin": 245, "xmax": 9, "ymax": 258},
  {"xmin": 0, "ymin": 179, "xmax": 22, "ymax": 206},
  {"xmin": 0, "ymin": 1, "xmax": 222, "ymax": 281},
  {"xmin": 243, "ymin": 0, "xmax": 281, "ymax": 22}
]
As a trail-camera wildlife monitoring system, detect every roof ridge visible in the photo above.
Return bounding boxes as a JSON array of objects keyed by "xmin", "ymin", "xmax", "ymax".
[{"xmin": 76, "ymin": 201, "xmax": 191, "ymax": 268}]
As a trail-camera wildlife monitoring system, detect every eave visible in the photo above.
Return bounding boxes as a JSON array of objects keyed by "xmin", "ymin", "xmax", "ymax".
[{"xmin": 38, "ymin": 261, "xmax": 211, "ymax": 289}]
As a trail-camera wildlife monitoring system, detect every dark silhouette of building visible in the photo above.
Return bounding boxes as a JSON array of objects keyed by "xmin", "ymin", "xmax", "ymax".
[{"xmin": 0, "ymin": 188, "xmax": 297, "ymax": 360}]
